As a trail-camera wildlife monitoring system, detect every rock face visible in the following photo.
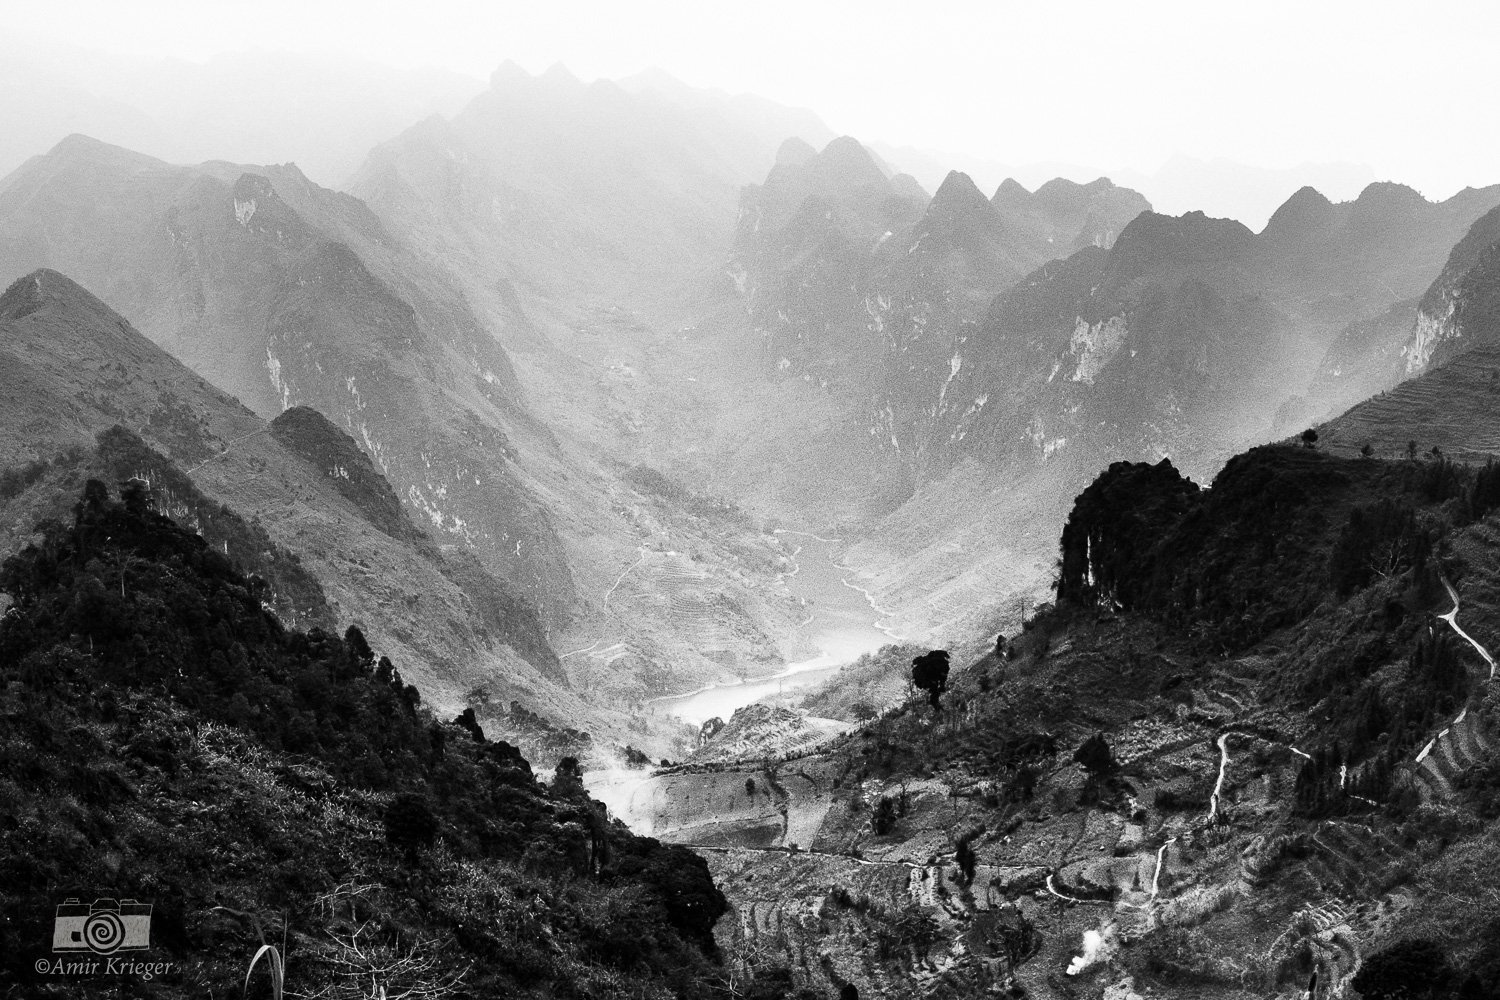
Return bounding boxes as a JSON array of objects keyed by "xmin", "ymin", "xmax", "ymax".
[
  {"xmin": 740, "ymin": 176, "xmax": 1500, "ymax": 643},
  {"xmin": 1401, "ymin": 203, "xmax": 1500, "ymax": 375},
  {"xmin": 0, "ymin": 135, "xmax": 576, "ymax": 625}
]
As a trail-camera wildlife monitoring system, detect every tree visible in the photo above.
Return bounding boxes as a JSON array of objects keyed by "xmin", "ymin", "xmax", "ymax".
[
  {"xmin": 1408, "ymin": 439, "xmax": 1419, "ymax": 460},
  {"xmin": 343, "ymin": 624, "xmax": 374, "ymax": 670},
  {"xmin": 872, "ymin": 796, "xmax": 898, "ymax": 835},
  {"xmin": 955, "ymin": 835, "xmax": 977, "ymax": 885},
  {"xmin": 384, "ymin": 793, "xmax": 438, "ymax": 863},
  {"xmin": 1361, "ymin": 443, "xmax": 1374, "ymax": 460},
  {"xmin": 745, "ymin": 777, "xmax": 756, "ymax": 796},
  {"xmin": 849, "ymin": 701, "xmax": 876, "ymax": 722},
  {"xmin": 1301, "ymin": 428, "xmax": 1319, "ymax": 449},
  {"xmin": 911, "ymin": 649, "xmax": 951, "ymax": 711},
  {"xmin": 553, "ymin": 755, "xmax": 584, "ymax": 795},
  {"xmin": 1074, "ymin": 732, "xmax": 1115, "ymax": 800},
  {"xmin": 453, "ymin": 707, "xmax": 485, "ymax": 743},
  {"xmin": 1350, "ymin": 939, "xmax": 1454, "ymax": 999}
]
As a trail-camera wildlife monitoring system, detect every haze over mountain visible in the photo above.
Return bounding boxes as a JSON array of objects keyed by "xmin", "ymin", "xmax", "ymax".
[
  {"xmin": 0, "ymin": 269, "xmax": 565, "ymax": 716},
  {"xmin": 0, "ymin": 131, "xmax": 831, "ymax": 745},
  {"xmin": 872, "ymin": 143, "xmax": 1379, "ymax": 232},
  {"xmin": 0, "ymin": 43, "xmax": 483, "ymax": 187},
  {"xmin": 7, "ymin": 9, "xmax": 1500, "ymax": 996}
]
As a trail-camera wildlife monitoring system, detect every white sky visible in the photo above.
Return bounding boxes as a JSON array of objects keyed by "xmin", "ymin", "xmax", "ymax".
[{"xmin": 9, "ymin": 0, "xmax": 1500, "ymax": 199}]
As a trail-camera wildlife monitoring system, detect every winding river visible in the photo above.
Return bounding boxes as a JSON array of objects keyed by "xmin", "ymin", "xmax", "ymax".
[{"xmin": 645, "ymin": 531, "xmax": 899, "ymax": 726}]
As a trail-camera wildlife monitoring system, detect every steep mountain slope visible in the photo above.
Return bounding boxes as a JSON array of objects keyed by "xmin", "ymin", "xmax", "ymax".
[
  {"xmin": 0, "ymin": 479, "xmax": 735, "ymax": 999},
  {"xmin": 1400, "ymin": 203, "xmax": 1500, "ymax": 376},
  {"xmin": 0, "ymin": 270, "xmax": 569, "ymax": 713},
  {"xmin": 827, "ymin": 183, "xmax": 1500, "ymax": 640},
  {"xmin": 0, "ymin": 135, "xmax": 575, "ymax": 623},
  {"xmin": 1317, "ymin": 342, "xmax": 1500, "ymax": 462},
  {"xmin": 1299, "ymin": 202, "xmax": 1500, "ymax": 435},
  {"xmin": 0, "ymin": 268, "xmax": 839, "ymax": 752},
  {"xmin": 611, "ymin": 444, "xmax": 1500, "ymax": 998}
]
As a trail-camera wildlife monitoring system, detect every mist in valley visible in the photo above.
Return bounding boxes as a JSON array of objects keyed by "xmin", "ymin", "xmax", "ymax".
[{"xmin": 4, "ymin": 3, "xmax": 1500, "ymax": 998}]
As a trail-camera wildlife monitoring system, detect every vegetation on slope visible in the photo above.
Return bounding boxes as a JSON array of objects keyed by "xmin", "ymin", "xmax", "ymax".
[{"xmin": 0, "ymin": 477, "xmax": 728, "ymax": 998}]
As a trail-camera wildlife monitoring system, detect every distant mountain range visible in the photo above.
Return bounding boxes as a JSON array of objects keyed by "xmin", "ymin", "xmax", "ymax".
[{"xmin": 0, "ymin": 43, "xmax": 483, "ymax": 187}]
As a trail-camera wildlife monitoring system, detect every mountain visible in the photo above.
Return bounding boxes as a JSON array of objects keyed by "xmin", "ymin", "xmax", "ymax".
[
  {"xmin": 1313, "ymin": 236, "xmax": 1500, "ymax": 462},
  {"xmin": 609, "ymin": 442, "xmax": 1500, "ymax": 998},
  {"xmin": 1117, "ymin": 154, "xmax": 1379, "ymax": 230},
  {"xmin": 0, "ymin": 138, "xmax": 840, "ymax": 750},
  {"xmin": 349, "ymin": 63, "xmax": 833, "ymax": 306},
  {"xmin": 0, "ymin": 471, "xmax": 736, "ymax": 999},
  {"xmin": 813, "ymin": 181, "xmax": 1500, "ymax": 639},
  {"xmin": 1290, "ymin": 200, "xmax": 1500, "ymax": 431},
  {"xmin": 732, "ymin": 142, "xmax": 1149, "ymax": 395},
  {"xmin": 0, "ymin": 134, "xmax": 579, "ymax": 624},
  {"xmin": 0, "ymin": 269, "xmax": 570, "ymax": 714},
  {"xmin": 1401, "ymin": 203, "xmax": 1500, "ymax": 376}
]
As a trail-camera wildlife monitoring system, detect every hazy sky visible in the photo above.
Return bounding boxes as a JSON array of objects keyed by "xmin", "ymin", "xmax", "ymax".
[{"xmin": 10, "ymin": 0, "xmax": 1499, "ymax": 200}]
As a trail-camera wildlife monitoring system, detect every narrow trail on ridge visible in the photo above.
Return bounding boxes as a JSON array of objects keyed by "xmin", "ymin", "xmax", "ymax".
[
  {"xmin": 1439, "ymin": 574, "xmax": 1497, "ymax": 681},
  {"xmin": 1207, "ymin": 733, "xmax": 1232, "ymax": 824}
]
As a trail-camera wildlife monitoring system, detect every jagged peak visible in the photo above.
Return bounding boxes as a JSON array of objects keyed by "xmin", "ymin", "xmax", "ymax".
[
  {"xmin": 993, "ymin": 177, "xmax": 1030, "ymax": 201},
  {"xmin": 1351, "ymin": 180, "xmax": 1428, "ymax": 213},
  {"xmin": 1110, "ymin": 209, "xmax": 1257, "ymax": 267},
  {"xmin": 775, "ymin": 136, "xmax": 817, "ymax": 167},
  {"xmin": 929, "ymin": 170, "xmax": 992, "ymax": 215},
  {"xmin": 40, "ymin": 133, "xmax": 165, "ymax": 170},
  {"xmin": 803, "ymin": 136, "xmax": 888, "ymax": 192},
  {"xmin": 1262, "ymin": 185, "xmax": 1336, "ymax": 237},
  {"xmin": 488, "ymin": 60, "xmax": 530, "ymax": 89},
  {"xmin": 0, "ymin": 269, "xmax": 126, "ymax": 329},
  {"xmin": 1034, "ymin": 177, "xmax": 1087, "ymax": 199},
  {"xmin": 819, "ymin": 135, "xmax": 874, "ymax": 162}
]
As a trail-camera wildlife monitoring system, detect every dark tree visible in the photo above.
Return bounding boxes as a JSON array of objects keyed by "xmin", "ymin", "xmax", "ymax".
[
  {"xmin": 872, "ymin": 796, "xmax": 898, "ymax": 835},
  {"xmin": 911, "ymin": 649, "xmax": 951, "ymax": 711},
  {"xmin": 1350, "ymin": 939, "xmax": 1454, "ymax": 999},
  {"xmin": 1361, "ymin": 443, "xmax": 1374, "ymax": 459},
  {"xmin": 1408, "ymin": 439, "xmax": 1419, "ymax": 460},
  {"xmin": 343, "ymin": 624, "xmax": 374, "ymax": 668},
  {"xmin": 1074, "ymin": 732, "xmax": 1115, "ymax": 800},
  {"xmin": 454, "ymin": 707, "xmax": 486, "ymax": 743},
  {"xmin": 1301, "ymin": 428, "xmax": 1319, "ymax": 449},
  {"xmin": 850, "ymin": 701, "xmax": 876, "ymax": 722},
  {"xmin": 840, "ymin": 984, "xmax": 860, "ymax": 1000},
  {"xmin": 553, "ymin": 755, "xmax": 584, "ymax": 795},
  {"xmin": 955, "ymin": 836, "xmax": 977, "ymax": 885},
  {"xmin": 745, "ymin": 777, "xmax": 756, "ymax": 796},
  {"xmin": 384, "ymin": 792, "xmax": 438, "ymax": 862}
]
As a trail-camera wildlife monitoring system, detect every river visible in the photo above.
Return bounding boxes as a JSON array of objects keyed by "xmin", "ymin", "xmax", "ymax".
[{"xmin": 644, "ymin": 531, "xmax": 898, "ymax": 726}]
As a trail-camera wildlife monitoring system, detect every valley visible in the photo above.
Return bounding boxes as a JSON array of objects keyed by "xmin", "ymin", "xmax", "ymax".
[{"xmin": 4, "ymin": 34, "xmax": 1500, "ymax": 1000}]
